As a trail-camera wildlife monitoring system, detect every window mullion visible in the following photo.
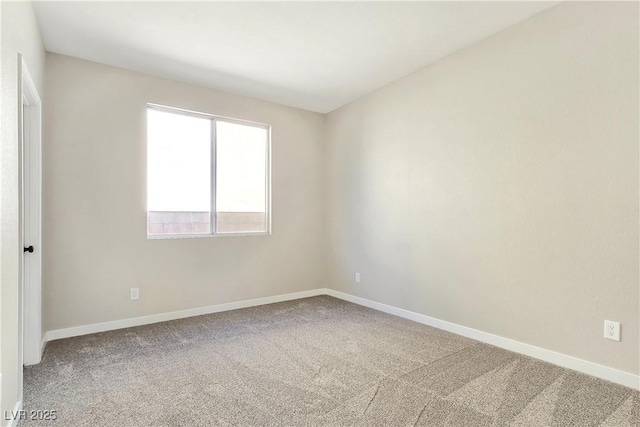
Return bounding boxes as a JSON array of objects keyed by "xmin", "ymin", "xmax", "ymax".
[{"xmin": 211, "ymin": 118, "xmax": 217, "ymax": 235}]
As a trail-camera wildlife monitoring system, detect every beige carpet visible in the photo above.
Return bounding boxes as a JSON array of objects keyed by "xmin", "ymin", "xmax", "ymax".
[{"xmin": 23, "ymin": 296, "xmax": 639, "ymax": 426}]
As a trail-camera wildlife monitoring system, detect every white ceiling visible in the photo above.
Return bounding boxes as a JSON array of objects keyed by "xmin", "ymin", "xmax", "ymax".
[{"xmin": 34, "ymin": 1, "xmax": 559, "ymax": 113}]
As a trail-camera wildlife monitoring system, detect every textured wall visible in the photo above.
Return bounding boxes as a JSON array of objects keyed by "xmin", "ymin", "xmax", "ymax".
[
  {"xmin": 325, "ymin": 2, "xmax": 639, "ymax": 374},
  {"xmin": 43, "ymin": 54, "xmax": 325, "ymax": 331},
  {"xmin": 1, "ymin": 1, "xmax": 46, "ymax": 421}
]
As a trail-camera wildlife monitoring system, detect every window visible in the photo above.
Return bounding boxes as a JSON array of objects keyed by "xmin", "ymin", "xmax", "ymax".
[{"xmin": 146, "ymin": 105, "xmax": 270, "ymax": 237}]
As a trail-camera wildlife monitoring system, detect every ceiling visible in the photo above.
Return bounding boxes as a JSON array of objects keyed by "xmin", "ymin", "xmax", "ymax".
[{"xmin": 34, "ymin": 1, "xmax": 559, "ymax": 113}]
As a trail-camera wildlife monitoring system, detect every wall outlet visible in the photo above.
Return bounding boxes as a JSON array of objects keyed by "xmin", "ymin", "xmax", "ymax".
[
  {"xmin": 355, "ymin": 272, "xmax": 361, "ymax": 283},
  {"xmin": 130, "ymin": 287, "xmax": 139, "ymax": 300},
  {"xmin": 604, "ymin": 320, "xmax": 620, "ymax": 341}
]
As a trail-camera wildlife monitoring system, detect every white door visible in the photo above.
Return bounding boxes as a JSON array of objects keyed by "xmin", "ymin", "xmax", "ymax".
[{"xmin": 21, "ymin": 57, "xmax": 43, "ymax": 367}]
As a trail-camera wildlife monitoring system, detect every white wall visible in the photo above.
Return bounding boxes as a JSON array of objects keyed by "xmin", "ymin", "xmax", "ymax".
[
  {"xmin": 43, "ymin": 54, "xmax": 325, "ymax": 331},
  {"xmin": 325, "ymin": 1, "xmax": 639, "ymax": 375},
  {"xmin": 1, "ymin": 1, "xmax": 45, "ymax": 422}
]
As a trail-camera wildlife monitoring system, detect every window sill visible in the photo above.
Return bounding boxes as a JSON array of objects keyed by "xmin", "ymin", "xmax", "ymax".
[{"xmin": 147, "ymin": 232, "xmax": 271, "ymax": 240}]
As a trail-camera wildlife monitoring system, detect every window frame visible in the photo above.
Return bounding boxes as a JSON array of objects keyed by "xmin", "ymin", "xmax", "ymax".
[{"xmin": 146, "ymin": 103, "xmax": 272, "ymax": 239}]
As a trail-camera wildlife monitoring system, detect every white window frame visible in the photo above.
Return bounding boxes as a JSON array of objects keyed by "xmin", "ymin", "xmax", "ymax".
[{"xmin": 146, "ymin": 103, "xmax": 271, "ymax": 239}]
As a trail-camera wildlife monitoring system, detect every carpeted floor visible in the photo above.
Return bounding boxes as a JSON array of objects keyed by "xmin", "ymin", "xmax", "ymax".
[{"xmin": 23, "ymin": 296, "xmax": 639, "ymax": 426}]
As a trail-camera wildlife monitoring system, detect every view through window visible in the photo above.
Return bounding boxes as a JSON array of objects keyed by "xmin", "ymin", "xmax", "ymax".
[{"xmin": 147, "ymin": 106, "xmax": 270, "ymax": 237}]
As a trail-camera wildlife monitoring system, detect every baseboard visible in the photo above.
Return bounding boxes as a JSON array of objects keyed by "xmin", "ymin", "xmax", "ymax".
[
  {"xmin": 325, "ymin": 289, "xmax": 640, "ymax": 391},
  {"xmin": 4, "ymin": 400, "xmax": 22, "ymax": 427},
  {"xmin": 44, "ymin": 288, "xmax": 326, "ymax": 343},
  {"xmin": 40, "ymin": 335, "xmax": 47, "ymax": 357},
  {"xmin": 41, "ymin": 287, "xmax": 639, "ymax": 391}
]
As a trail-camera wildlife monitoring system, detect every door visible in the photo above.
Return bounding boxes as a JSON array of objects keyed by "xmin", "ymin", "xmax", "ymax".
[{"xmin": 20, "ymin": 57, "xmax": 43, "ymax": 367}]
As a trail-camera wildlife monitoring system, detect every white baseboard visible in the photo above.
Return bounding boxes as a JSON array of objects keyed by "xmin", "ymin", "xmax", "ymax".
[
  {"xmin": 325, "ymin": 289, "xmax": 640, "ymax": 391},
  {"xmin": 4, "ymin": 400, "xmax": 22, "ymax": 427},
  {"xmin": 44, "ymin": 288, "xmax": 325, "ymax": 342},
  {"xmin": 41, "ymin": 287, "xmax": 639, "ymax": 391},
  {"xmin": 40, "ymin": 335, "xmax": 47, "ymax": 357}
]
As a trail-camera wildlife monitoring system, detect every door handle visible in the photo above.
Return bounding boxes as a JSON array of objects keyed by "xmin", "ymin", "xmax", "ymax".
[{"xmin": 24, "ymin": 245, "xmax": 34, "ymax": 253}]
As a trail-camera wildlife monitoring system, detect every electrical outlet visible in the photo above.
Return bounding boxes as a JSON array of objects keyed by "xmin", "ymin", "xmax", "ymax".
[
  {"xmin": 130, "ymin": 288, "xmax": 139, "ymax": 300},
  {"xmin": 604, "ymin": 320, "xmax": 620, "ymax": 341},
  {"xmin": 355, "ymin": 272, "xmax": 361, "ymax": 283}
]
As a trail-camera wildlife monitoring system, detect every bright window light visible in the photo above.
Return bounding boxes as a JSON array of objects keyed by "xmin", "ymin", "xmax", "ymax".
[{"xmin": 146, "ymin": 106, "xmax": 270, "ymax": 237}]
